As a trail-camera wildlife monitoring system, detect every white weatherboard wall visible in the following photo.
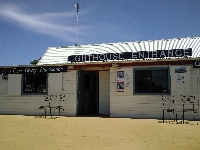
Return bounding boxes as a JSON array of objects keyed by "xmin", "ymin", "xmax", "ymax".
[
  {"xmin": 170, "ymin": 66, "xmax": 191, "ymax": 95},
  {"xmin": 0, "ymin": 78, "xmax": 8, "ymax": 94},
  {"xmin": 198, "ymin": 69, "xmax": 200, "ymax": 118},
  {"xmin": 99, "ymin": 71, "xmax": 110, "ymax": 115},
  {"xmin": 8, "ymin": 74, "xmax": 22, "ymax": 96},
  {"xmin": 48, "ymin": 73, "xmax": 63, "ymax": 95},
  {"xmin": 0, "ymin": 66, "xmax": 199, "ymax": 119},
  {"xmin": 62, "ymin": 71, "xmax": 77, "ymax": 116},
  {"xmin": 0, "ymin": 71, "xmax": 77, "ymax": 116},
  {"xmin": 110, "ymin": 66, "xmax": 199, "ymax": 119},
  {"xmin": 168, "ymin": 65, "xmax": 199, "ymax": 120}
]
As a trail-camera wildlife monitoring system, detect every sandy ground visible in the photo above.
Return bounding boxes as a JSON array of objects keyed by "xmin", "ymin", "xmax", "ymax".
[{"xmin": 0, "ymin": 115, "xmax": 199, "ymax": 150}]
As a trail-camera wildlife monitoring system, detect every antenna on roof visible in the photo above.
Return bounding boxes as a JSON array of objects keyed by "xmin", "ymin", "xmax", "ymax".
[{"xmin": 75, "ymin": 3, "xmax": 79, "ymax": 46}]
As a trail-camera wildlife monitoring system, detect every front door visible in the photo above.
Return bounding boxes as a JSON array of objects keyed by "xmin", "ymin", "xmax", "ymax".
[{"xmin": 77, "ymin": 70, "xmax": 99, "ymax": 116}]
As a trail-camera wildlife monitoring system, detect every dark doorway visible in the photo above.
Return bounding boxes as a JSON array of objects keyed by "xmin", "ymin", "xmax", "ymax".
[{"xmin": 77, "ymin": 70, "xmax": 99, "ymax": 116}]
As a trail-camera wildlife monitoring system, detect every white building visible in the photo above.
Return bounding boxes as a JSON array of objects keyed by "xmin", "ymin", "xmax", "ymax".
[{"xmin": 0, "ymin": 37, "xmax": 200, "ymax": 120}]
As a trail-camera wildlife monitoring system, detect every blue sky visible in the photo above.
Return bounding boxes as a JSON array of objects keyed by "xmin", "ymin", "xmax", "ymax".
[{"xmin": 0, "ymin": 0, "xmax": 199, "ymax": 66}]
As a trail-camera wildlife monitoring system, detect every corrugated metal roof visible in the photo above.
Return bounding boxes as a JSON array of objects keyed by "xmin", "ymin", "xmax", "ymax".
[{"xmin": 37, "ymin": 37, "xmax": 200, "ymax": 65}]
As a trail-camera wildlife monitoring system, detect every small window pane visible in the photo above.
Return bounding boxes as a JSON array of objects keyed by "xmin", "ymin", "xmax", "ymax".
[
  {"xmin": 151, "ymin": 70, "xmax": 168, "ymax": 93},
  {"xmin": 135, "ymin": 68, "xmax": 169, "ymax": 94},
  {"xmin": 24, "ymin": 74, "xmax": 47, "ymax": 94},
  {"xmin": 135, "ymin": 71, "xmax": 151, "ymax": 93}
]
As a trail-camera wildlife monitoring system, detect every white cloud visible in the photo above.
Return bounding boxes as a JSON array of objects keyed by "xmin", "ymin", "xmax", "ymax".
[
  {"xmin": 0, "ymin": 3, "xmax": 136, "ymax": 45},
  {"xmin": 0, "ymin": 4, "xmax": 86, "ymax": 42}
]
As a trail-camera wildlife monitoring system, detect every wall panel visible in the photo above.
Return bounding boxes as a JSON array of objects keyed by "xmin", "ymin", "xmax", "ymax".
[
  {"xmin": 48, "ymin": 73, "xmax": 62, "ymax": 95},
  {"xmin": 99, "ymin": 71, "xmax": 110, "ymax": 115},
  {"xmin": 8, "ymin": 74, "xmax": 22, "ymax": 96},
  {"xmin": 62, "ymin": 71, "xmax": 77, "ymax": 116},
  {"xmin": 0, "ymin": 80, "xmax": 8, "ymax": 94},
  {"xmin": 110, "ymin": 66, "xmax": 199, "ymax": 120}
]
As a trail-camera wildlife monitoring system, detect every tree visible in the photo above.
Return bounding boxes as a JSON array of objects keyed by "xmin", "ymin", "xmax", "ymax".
[{"xmin": 30, "ymin": 58, "xmax": 41, "ymax": 65}]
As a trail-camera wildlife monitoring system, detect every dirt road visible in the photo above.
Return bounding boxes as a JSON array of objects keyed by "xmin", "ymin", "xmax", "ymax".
[{"xmin": 0, "ymin": 115, "xmax": 199, "ymax": 150}]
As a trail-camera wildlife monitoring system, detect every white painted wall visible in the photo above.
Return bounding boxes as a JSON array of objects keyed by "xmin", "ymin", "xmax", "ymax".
[
  {"xmin": 0, "ymin": 71, "xmax": 77, "ymax": 116},
  {"xmin": 0, "ymin": 65, "xmax": 198, "ymax": 120},
  {"xmin": 48, "ymin": 73, "xmax": 62, "ymax": 95},
  {"xmin": 110, "ymin": 65, "xmax": 199, "ymax": 120},
  {"xmin": 198, "ymin": 69, "xmax": 200, "ymax": 119},
  {"xmin": 99, "ymin": 71, "xmax": 110, "ymax": 115},
  {"xmin": 170, "ymin": 66, "xmax": 191, "ymax": 95},
  {"xmin": 8, "ymin": 74, "xmax": 22, "ymax": 96},
  {"xmin": 0, "ymin": 78, "xmax": 8, "ymax": 94},
  {"xmin": 62, "ymin": 71, "xmax": 77, "ymax": 116}
]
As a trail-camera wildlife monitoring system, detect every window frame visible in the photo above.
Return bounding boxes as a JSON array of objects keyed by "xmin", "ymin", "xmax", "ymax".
[
  {"xmin": 133, "ymin": 67, "xmax": 171, "ymax": 95},
  {"xmin": 22, "ymin": 73, "xmax": 48, "ymax": 95}
]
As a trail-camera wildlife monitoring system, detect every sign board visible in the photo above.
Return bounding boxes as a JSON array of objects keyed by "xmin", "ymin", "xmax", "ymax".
[
  {"xmin": 68, "ymin": 48, "xmax": 192, "ymax": 62},
  {"xmin": 193, "ymin": 60, "xmax": 200, "ymax": 68},
  {"xmin": 0, "ymin": 66, "xmax": 67, "ymax": 79}
]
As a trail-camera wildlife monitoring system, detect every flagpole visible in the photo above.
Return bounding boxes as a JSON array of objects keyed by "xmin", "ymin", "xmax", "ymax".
[
  {"xmin": 76, "ymin": 10, "xmax": 78, "ymax": 45},
  {"xmin": 75, "ymin": 3, "xmax": 79, "ymax": 46}
]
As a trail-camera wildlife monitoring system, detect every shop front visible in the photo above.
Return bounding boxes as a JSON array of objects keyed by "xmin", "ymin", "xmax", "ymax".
[{"xmin": 0, "ymin": 37, "xmax": 200, "ymax": 119}]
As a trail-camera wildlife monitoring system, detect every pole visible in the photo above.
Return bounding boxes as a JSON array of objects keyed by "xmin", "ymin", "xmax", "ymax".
[
  {"xmin": 76, "ymin": 11, "xmax": 78, "ymax": 45},
  {"xmin": 75, "ymin": 3, "xmax": 79, "ymax": 46}
]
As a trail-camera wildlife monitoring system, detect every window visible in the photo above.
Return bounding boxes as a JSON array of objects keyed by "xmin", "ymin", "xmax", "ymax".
[
  {"xmin": 134, "ymin": 67, "xmax": 170, "ymax": 94},
  {"xmin": 23, "ymin": 74, "xmax": 47, "ymax": 94}
]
